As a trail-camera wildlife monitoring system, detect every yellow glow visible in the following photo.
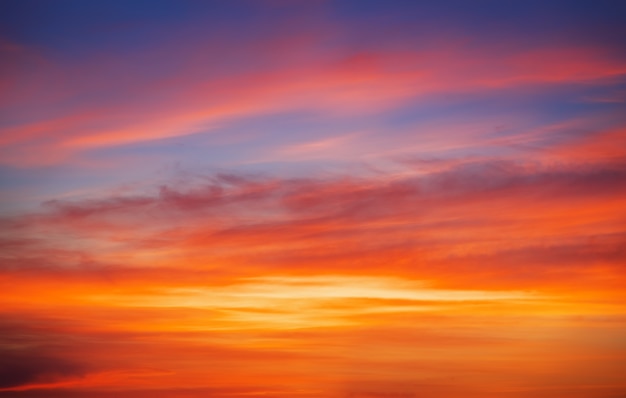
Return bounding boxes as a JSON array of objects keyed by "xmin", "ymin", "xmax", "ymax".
[{"xmin": 81, "ymin": 275, "xmax": 543, "ymax": 329}]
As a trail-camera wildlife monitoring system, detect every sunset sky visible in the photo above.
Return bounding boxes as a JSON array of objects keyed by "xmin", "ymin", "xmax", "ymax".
[{"xmin": 1, "ymin": 1, "xmax": 626, "ymax": 397}]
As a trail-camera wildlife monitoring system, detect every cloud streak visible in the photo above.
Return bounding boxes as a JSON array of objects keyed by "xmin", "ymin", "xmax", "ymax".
[{"xmin": 2, "ymin": 32, "xmax": 625, "ymax": 167}]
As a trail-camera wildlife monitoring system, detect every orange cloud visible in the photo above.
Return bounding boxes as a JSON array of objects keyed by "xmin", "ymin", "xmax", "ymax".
[{"xmin": 5, "ymin": 156, "xmax": 621, "ymax": 283}]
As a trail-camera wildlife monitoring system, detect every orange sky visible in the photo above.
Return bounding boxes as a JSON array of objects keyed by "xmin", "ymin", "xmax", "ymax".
[{"xmin": 1, "ymin": 1, "xmax": 626, "ymax": 397}]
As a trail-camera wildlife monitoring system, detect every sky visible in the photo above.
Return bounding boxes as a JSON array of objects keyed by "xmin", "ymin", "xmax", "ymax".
[{"xmin": 0, "ymin": 0, "xmax": 625, "ymax": 397}]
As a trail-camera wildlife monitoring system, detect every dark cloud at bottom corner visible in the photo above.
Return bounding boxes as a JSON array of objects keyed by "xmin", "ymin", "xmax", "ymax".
[{"xmin": 0, "ymin": 349, "xmax": 88, "ymax": 390}]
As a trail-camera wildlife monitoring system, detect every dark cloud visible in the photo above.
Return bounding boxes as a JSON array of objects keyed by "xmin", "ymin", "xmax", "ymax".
[
  {"xmin": 0, "ymin": 317, "xmax": 92, "ymax": 390},
  {"xmin": 0, "ymin": 350, "xmax": 87, "ymax": 389},
  {"xmin": 0, "ymin": 387, "xmax": 274, "ymax": 398}
]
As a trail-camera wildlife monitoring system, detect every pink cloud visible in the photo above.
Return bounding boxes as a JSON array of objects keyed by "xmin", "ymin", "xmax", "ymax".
[{"xmin": 2, "ymin": 31, "xmax": 624, "ymax": 167}]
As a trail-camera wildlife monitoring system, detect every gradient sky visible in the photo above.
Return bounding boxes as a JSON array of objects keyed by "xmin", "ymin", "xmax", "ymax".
[{"xmin": 1, "ymin": 1, "xmax": 626, "ymax": 397}]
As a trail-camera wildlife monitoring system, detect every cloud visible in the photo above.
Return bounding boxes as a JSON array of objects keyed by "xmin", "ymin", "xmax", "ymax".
[
  {"xmin": 1, "ymin": 27, "xmax": 624, "ymax": 167},
  {"xmin": 0, "ymin": 318, "xmax": 93, "ymax": 391},
  {"xmin": 1, "ymin": 155, "xmax": 623, "ymax": 296},
  {"xmin": 0, "ymin": 135, "xmax": 623, "ymax": 398},
  {"xmin": 546, "ymin": 127, "xmax": 626, "ymax": 164},
  {"xmin": 0, "ymin": 351, "xmax": 87, "ymax": 390},
  {"xmin": 2, "ymin": 4, "xmax": 626, "ymax": 397}
]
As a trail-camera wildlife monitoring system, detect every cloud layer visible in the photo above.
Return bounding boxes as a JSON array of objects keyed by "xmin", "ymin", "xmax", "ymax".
[{"xmin": 1, "ymin": 1, "xmax": 626, "ymax": 397}]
